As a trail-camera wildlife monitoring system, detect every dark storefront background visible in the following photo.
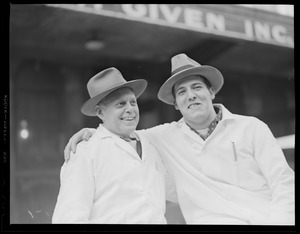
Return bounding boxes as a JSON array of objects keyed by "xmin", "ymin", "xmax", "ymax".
[{"xmin": 7, "ymin": 4, "xmax": 294, "ymax": 224}]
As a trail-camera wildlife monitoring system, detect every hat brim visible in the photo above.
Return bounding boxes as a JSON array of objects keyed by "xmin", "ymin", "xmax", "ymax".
[
  {"xmin": 157, "ymin": 66, "xmax": 224, "ymax": 105},
  {"xmin": 81, "ymin": 79, "xmax": 148, "ymax": 116}
]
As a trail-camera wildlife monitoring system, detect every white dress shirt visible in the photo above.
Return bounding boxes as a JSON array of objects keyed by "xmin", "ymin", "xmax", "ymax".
[
  {"xmin": 52, "ymin": 125, "xmax": 168, "ymax": 224},
  {"xmin": 139, "ymin": 104, "xmax": 295, "ymax": 225}
]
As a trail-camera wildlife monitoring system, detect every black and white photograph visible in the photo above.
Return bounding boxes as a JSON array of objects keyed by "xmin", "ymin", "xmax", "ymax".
[{"xmin": 3, "ymin": 3, "xmax": 295, "ymax": 232}]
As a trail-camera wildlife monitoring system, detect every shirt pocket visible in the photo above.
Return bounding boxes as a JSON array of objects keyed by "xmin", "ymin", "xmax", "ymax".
[
  {"xmin": 232, "ymin": 140, "xmax": 268, "ymax": 190},
  {"xmin": 233, "ymin": 158, "xmax": 267, "ymax": 190}
]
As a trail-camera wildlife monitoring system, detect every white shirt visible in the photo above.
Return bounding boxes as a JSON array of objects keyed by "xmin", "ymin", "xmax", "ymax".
[
  {"xmin": 52, "ymin": 125, "xmax": 167, "ymax": 224},
  {"xmin": 139, "ymin": 104, "xmax": 295, "ymax": 225}
]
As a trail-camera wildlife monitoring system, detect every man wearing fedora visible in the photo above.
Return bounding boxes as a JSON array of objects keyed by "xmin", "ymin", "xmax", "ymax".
[
  {"xmin": 64, "ymin": 54, "xmax": 294, "ymax": 225},
  {"xmin": 52, "ymin": 67, "xmax": 176, "ymax": 223}
]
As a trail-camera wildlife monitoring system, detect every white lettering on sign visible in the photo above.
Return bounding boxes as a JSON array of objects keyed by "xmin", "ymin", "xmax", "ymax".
[
  {"xmin": 272, "ymin": 25, "xmax": 288, "ymax": 44},
  {"xmin": 47, "ymin": 4, "xmax": 293, "ymax": 48},
  {"xmin": 244, "ymin": 20, "xmax": 254, "ymax": 39},
  {"xmin": 184, "ymin": 8, "xmax": 205, "ymax": 28},
  {"xmin": 160, "ymin": 5, "xmax": 182, "ymax": 23},
  {"xmin": 206, "ymin": 12, "xmax": 225, "ymax": 31},
  {"xmin": 77, "ymin": 4, "xmax": 103, "ymax": 10},
  {"xmin": 122, "ymin": 4, "xmax": 184, "ymax": 23},
  {"xmin": 122, "ymin": 4, "xmax": 224, "ymax": 31},
  {"xmin": 255, "ymin": 22, "xmax": 272, "ymax": 41},
  {"xmin": 149, "ymin": 4, "xmax": 159, "ymax": 19},
  {"xmin": 244, "ymin": 19, "xmax": 293, "ymax": 46},
  {"xmin": 122, "ymin": 4, "xmax": 147, "ymax": 18}
]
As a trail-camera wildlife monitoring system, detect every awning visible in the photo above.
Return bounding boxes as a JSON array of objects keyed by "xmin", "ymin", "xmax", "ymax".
[
  {"xmin": 46, "ymin": 4, "xmax": 294, "ymax": 48},
  {"xmin": 276, "ymin": 134, "xmax": 295, "ymax": 149}
]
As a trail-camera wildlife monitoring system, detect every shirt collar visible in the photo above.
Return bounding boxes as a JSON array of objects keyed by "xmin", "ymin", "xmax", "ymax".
[
  {"xmin": 96, "ymin": 124, "xmax": 139, "ymax": 141},
  {"xmin": 213, "ymin": 104, "xmax": 236, "ymax": 121},
  {"xmin": 177, "ymin": 104, "xmax": 237, "ymax": 139},
  {"xmin": 96, "ymin": 124, "xmax": 117, "ymax": 139},
  {"xmin": 177, "ymin": 104, "xmax": 225, "ymax": 126},
  {"xmin": 186, "ymin": 105, "xmax": 222, "ymax": 140}
]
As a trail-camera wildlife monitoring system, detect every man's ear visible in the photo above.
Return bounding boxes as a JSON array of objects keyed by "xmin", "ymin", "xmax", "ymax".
[
  {"xmin": 174, "ymin": 100, "xmax": 179, "ymax": 110},
  {"xmin": 95, "ymin": 105, "xmax": 103, "ymax": 120},
  {"xmin": 209, "ymin": 87, "xmax": 216, "ymax": 100}
]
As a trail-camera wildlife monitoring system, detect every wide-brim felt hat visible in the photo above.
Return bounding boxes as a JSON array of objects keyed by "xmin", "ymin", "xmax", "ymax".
[
  {"xmin": 81, "ymin": 67, "xmax": 147, "ymax": 116},
  {"xmin": 157, "ymin": 53, "xmax": 224, "ymax": 105}
]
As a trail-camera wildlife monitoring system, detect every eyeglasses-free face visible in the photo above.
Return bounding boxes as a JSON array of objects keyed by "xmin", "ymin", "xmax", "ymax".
[
  {"xmin": 96, "ymin": 88, "xmax": 140, "ymax": 138},
  {"xmin": 174, "ymin": 76, "xmax": 216, "ymax": 130}
]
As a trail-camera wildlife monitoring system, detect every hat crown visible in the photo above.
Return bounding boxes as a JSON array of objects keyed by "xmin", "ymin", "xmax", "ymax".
[
  {"xmin": 87, "ymin": 67, "xmax": 126, "ymax": 99},
  {"xmin": 171, "ymin": 53, "xmax": 201, "ymax": 76}
]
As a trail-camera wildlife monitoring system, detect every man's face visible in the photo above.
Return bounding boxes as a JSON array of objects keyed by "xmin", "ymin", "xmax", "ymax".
[
  {"xmin": 97, "ymin": 88, "xmax": 139, "ymax": 137},
  {"xmin": 173, "ymin": 75, "xmax": 215, "ymax": 127}
]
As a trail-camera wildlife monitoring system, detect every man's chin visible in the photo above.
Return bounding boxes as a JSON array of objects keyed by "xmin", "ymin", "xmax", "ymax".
[
  {"xmin": 121, "ymin": 125, "xmax": 137, "ymax": 133},
  {"xmin": 185, "ymin": 111, "xmax": 205, "ymax": 121}
]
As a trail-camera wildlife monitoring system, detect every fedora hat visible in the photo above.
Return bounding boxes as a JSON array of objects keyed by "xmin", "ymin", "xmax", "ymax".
[
  {"xmin": 157, "ymin": 53, "xmax": 224, "ymax": 105},
  {"xmin": 81, "ymin": 67, "xmax": 147, "ymax": 116}
]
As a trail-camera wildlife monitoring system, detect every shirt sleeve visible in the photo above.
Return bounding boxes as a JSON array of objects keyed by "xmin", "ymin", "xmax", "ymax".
[
  {"xmin": 252, "ymin": 120, "xmax": 295, "ymax": 225},
  {"xmin": 139, "ymin": 124, "xmax": 179, "ymax": 203},
  {"xmin": 138, "ymin": 123, "xmax": 171, "ymax": 146},
  {"xmin": 88, "ymin": 128, "xmax": 97, "ymax": 136},
  {"xmin": 52, "ymin": 145, "xmax": 95, "ymax": 223}
]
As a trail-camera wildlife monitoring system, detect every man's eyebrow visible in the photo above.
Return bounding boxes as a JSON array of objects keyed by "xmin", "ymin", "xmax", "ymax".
[
  {"xmin": 175, "ymin": 86, "xmax": 185, "ymax": 92},
  {"xmin": 192, "ymin": 81, "xmax": 204, "ymax": 85}
]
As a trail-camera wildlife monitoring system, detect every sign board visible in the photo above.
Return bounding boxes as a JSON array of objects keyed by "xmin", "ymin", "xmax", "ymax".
[{"xmin": 46, "ymin": 4, "xmax": 294, "ymax": 48}]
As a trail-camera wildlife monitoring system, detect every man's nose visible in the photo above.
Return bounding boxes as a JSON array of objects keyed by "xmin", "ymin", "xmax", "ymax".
[
  {"xmin": 125, "ymin": 102, "xmax": 134, "ymax": 112},
  {"xmin": 187, "ymin": 89, "xmax": 196, "ymax": 101}
]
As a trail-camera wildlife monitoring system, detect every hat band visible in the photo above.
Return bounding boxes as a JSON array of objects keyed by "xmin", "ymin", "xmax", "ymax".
[
  {"xmin": 171, "ymin": 64, "xmax": 196, "ymax": 76},
  {"xmin": 89, "ymin": 81, "xmax": 126, "ymax": 98}
]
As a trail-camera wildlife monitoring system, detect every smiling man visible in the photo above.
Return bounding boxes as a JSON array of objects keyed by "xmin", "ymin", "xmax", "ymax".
[
  {"xmin": 95, "ymin": 88, "xmax": 139, "ymax": 138},
  {"xmin": 173, "ymin": 75, "xmax": 217, "ymax": 132},
  {"xmin": 64, "ymin": 54, "xmax": 295, "ymax": 225},
  {"xmin": 52, "ymin": 67, "xmax": 171, "ymax": 224}
]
